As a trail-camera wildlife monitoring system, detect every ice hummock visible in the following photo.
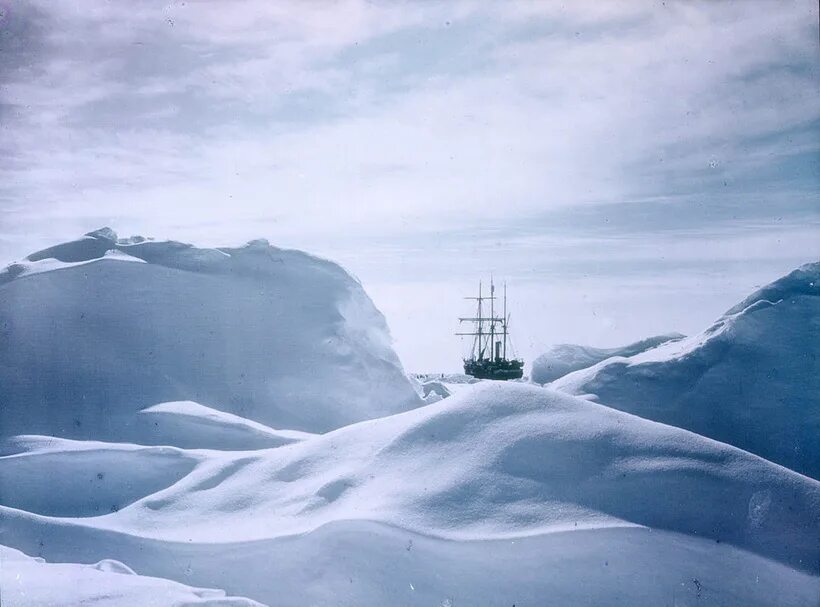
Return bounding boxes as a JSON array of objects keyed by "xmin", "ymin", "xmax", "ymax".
[
  {"xmin": 0, "ymin": 229, "xmax": 422, "ymax": 440},
  {"xmin": 552, "ymin": 262, "xmax": 820, "ymax": 479},
  {"xmin": 530, "ymin": 333, "xmax": 685, "ymax": 384}
]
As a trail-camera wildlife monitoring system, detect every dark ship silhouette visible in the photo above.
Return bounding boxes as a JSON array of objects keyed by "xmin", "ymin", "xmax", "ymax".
[{"xmin": 457, "ymin": 279, "xmax": 524, "ymax": 380}]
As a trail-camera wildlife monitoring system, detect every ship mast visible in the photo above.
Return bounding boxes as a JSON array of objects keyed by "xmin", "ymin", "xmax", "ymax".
[
  {"xmin": 503, "ymin": 282, "xmax": 507, "ymax": 360},
  {"xmin": 456, "ymin": 280, "xmax": 501, "ymax": 361},
  {"xmin": 490, "ymin": 278, "xmax": 495, "ymax": 361},
  {"xmin": 457, "ymin": 279, "xmax": 524, "ymax": 380},
  {"xmin": 477, "ymin": 281, "xmax": 483, "ymax": 360}
]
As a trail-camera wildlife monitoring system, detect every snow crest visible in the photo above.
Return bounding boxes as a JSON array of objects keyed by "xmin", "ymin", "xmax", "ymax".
[
  {"xmin": 1, "ymin": 234, "xmax": 817, "ymax": 606},
  {"xmin": 552, "ymin": 262, "xmax": 820, "ymax": 479},
  {"xmin": 1, "ymin": 383, "xmax": 818, "ymax": 605},
  {"xmin": 531, "ymin": 333, "xmax": 685, "ymax": 384},
  {"xmin": 0, "ymin": 229, "xmax": 422, "ymax": 439}
]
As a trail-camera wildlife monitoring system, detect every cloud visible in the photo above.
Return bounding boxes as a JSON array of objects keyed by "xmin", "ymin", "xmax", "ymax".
[
  {"xmin": 0, "ymin": 0, "xmax": 817, "ymax": 369},
  {"xmin": 2, "ymin": 1, "xmax": 816, "ymax": 236}
]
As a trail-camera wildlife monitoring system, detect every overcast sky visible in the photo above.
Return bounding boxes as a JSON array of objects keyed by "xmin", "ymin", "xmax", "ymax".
[{"xmin": 1, "ymin": 1, "xmax": 818, "ymax": 371}]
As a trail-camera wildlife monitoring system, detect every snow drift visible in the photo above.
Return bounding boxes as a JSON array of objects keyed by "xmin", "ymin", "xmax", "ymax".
[
  {"xmin": 2, "ymin": 384, "xmax": 818, "ymax": 605},
  {"xmin": 552, "ymin": 262, "xmax": 820, "ymax": 479},
  {"xmin": 0, "ymin": 229, "xmax": 421, "ymax": 439},
  {"xmin": 531, "ymin": 333, "xmax": 684, "ymax": 384},
  {"xmin": 1, "ymin": 232, "xmax": 817, "ymax": 605}
]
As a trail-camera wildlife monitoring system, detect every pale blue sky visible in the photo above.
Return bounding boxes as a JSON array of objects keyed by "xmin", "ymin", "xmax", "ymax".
[{"xmin": 1, "ymin": 1, "xmax": 818, "ymax": 371}]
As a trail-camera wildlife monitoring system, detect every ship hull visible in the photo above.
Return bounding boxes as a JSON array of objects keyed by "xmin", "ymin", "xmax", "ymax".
[{"xmin": 464, "ymin": 359, "xmax": 524, "ymax": 381}]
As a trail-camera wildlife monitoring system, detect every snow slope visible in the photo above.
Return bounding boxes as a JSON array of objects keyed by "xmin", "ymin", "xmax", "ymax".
[
  {"xmin": 1, "ymin": 232, "xmax": 817, "ymax": 605},
  {"xmin": 531, "ymin": 333, "xmax": 684, "ymax": 384},
  {"xmin": 553, "ymin": 262, "xmax": 820, "ymax": 479},
  {"xmin": 1, "ymin": 384, "xmax": 818, "ymax": 605},
  {"xmin": 0, "ymin": 545, "xmax": 263, "ymax": 606},
  {"xmin": 0, "ymin": 229, "xmax": 421, "ymax": 439}
]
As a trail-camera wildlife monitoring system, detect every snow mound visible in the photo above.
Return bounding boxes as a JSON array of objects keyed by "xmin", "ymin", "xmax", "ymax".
[
  {"xmin": 1, "ymin": 384, "xmax": 818, "ymax": 604},
  {"xmin": 6, "ymin": 384, "xmax": 816, "ymax": 564},
  {"xmin": 531, "ymin": 333, "xmax": 685, "ymax": 384},
  {"xmin": 0, "ymin": 544, "xmax": 264, "ymax": 607},
  {"xmin": 0, "ymin": 229, "xmax": 421, "ymax": 439},
  {"xmin": 552, "ymin": 262, "xmax": 820, "ymax": 479}
]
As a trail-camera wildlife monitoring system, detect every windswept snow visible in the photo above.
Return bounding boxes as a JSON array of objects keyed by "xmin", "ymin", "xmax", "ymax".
[
  {"xmin": 531, "ymin": 333, "xmax": 684, "ymax": 384},
  {"xmin": 1, "ymin": 384, "xmax": 818, "ymax": 605},
  {"xmin": 0, "ymin": 545, "xmax": 263, "ymax": 607},
  {"xmin": 552, "ymin": 262, "xmax": 820, "ymax": 479},
  {"xmin": 0, "ymin": 233, "xmax": 817, "ymax": 606},
  {"xmin": 0, "ymin": 229, "xmax": 421, "ymax": 439},
  {"xmin": 98, "ymin": 384, "xmax": 820, "ymax": 565}
]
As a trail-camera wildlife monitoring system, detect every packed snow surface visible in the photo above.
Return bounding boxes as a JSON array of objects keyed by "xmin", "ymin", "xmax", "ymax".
[
  {"xmin": 1, "ymin": 384, "xmax": 818, "ymax": 605},
  {"xmin": 531, "ymin": 333, "xmax": 684, "ymax": 384},
  {"xmin": 552, "ymin": 262, "xmax": 820, "ymax": 479},
  {"xmin": 0, "ymin": 229, "xmax": 421, "ymax": 439}
]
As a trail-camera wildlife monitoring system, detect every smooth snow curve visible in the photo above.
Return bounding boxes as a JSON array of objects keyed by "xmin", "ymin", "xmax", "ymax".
[
  {"xmin": 530, "ymin": 333, "xmax": 684, "ymax": 384},
  {"xmin": 1, "ymin": 233, "xmax": 817, "ymax": 606},
  {"xmin": 2, "ymin": 383, "xmax": 818, "ymax": 607},
  {"xmin": 0, "ymin": 229, "xmax": 422, "ymax": 439},
  {"xmin": 135, "ymin": 401, "xmax": 315, "ymax": 450},
  {"xmin": 552, "ymin": 262, "xmax": 820, "ymax": 479}
]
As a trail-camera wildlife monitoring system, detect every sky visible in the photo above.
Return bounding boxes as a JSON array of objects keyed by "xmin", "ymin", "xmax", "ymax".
[{"xmin": 1, "ymin": 0, "xmax": 818, "ymax": 372}]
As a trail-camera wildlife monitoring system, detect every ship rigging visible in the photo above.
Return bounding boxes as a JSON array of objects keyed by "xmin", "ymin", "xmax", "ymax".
[{"xmin": 457, "ymin": 279, "xmax": 524, "ymax": 380}]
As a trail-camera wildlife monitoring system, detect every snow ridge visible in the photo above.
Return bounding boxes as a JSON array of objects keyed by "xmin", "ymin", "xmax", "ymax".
[
  {"xmin": 0, "ymin": 228, "xmax": 422, "ymax": 440},
  {"xmin": 1, "ymin": 233, "xmax": 818, "ymax": 606},
  {"xmin": 552, "ymin": 261, "xmax": 820, "ymax": 479},
  {"xmin": 531, "ymin": 333, "xmax": 685, "ymax": 384}
]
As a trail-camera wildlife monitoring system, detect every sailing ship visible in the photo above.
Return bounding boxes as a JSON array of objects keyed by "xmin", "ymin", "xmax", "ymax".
[{"xmin": 457, "ymin": 279, "xmax": 524, "ymax": 380}]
